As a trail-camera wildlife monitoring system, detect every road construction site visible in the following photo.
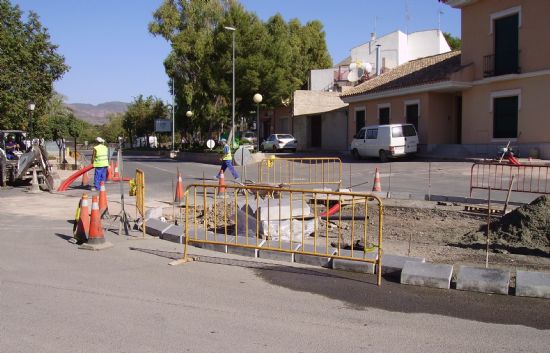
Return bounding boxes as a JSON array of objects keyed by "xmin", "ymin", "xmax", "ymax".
[{"xmin": 1, "ymin": 151, "xmax": 549, "ymax": 352}]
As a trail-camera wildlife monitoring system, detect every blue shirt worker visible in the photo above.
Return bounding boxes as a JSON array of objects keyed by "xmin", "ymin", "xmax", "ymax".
[
  {"xmin": 92, "ymin": 137, "xmax": 109, "ymax": 191},
  {"xmin": 216, "ymin": 139, "xmax": 239, "ymax": 180},
  {"xmin": 5, "ymin": 135, "xmax": 19, "ymax": 160}
]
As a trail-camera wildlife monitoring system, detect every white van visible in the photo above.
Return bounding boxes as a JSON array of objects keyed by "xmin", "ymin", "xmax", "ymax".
[{"xmin": 350, "ymin": 123, "xmax": 418, "ymax": 162}]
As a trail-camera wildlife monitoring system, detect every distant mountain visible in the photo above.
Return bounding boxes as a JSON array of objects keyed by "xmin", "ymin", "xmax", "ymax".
[{"xmin": 66, "ymin": 101, "xmax": 128, "ymax": 125}]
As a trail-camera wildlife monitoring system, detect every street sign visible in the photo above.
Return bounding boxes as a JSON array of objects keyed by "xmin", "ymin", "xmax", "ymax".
[
  {"xmin": 206, "ymin": 139, "xmax": 215, "ymax": 150},
  {"xmin": 154, "ymin": 119, "xmax": 171, "ymax": 132},
  {"xmin": 233, "ymin": 146, "xmax": 253, "ymax": 166}
]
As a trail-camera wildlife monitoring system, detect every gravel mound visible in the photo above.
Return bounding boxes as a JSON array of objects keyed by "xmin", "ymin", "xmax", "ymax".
[{"xmin": 491, "ymin": 195, "xmax": 550, "ymax": 250}]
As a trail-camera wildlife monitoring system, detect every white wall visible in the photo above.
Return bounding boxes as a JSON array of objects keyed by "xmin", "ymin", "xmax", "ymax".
[
  {"xmin": 309, "ymin": 30, "xmax": 451, "ymax": 93},
  {"xmin": 322, "ymin": 111, "xmax": 348, "ymax": 150},
  {"xmin": 310, "ymin": 69, "xmax": 335, "ymax": 91},
  {"xmin": 408, "ymin": 30, "xmax": 451, "ymax": 60},
  {"xmin": 350, "ymin": 30, "xmax": 450, "ymax": 73},
  {"xmin": 293, "ymin": 116, "xmax": 307, "ymax": 151}
]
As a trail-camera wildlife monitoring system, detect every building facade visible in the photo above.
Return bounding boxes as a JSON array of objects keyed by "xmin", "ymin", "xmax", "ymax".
[{"xmin": 444, "ymin": 0, "xmax": 550, "ymax": 158}]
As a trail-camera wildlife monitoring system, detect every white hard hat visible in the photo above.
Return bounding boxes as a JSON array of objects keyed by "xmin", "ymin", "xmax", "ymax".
[{"xmin": 96, "ymin": 137, "xmax": 104, "ymax": 143}]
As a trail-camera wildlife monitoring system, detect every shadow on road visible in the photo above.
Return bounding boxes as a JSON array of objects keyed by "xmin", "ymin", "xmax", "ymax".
[
  {"xmin": 54, "ymin": 232, "xmax": 73, "ymax": 242},
  {"xmin": 129, "ymin": 246, "xmax": 550, "ymax": 329}
]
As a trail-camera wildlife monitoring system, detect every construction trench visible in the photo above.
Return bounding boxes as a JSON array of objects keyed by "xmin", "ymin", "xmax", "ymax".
[{"xmin": 59, "ymin": 154, "xmax": 550, "ymax": 296}]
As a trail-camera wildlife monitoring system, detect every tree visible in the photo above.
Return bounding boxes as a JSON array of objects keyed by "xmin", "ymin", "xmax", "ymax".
[
  {"xmin": 0, "ymin": 0, "xmax": 69, "ymax": 132},
  {"xmin": 149, "ymin": 0, "xmax": 333, "ymax": 135},
  {"xmin": 443, "ymin": 32, "xmax": 461, "ymax": 50},
  {"xmin": 123, "ymin": 95, "xmax": 168, "ymax": 146},
  {"xmin": 150, "ymin": 0, "xmax": 225, "ymax": 139},
  {"xmin": 99, "ymin": 114, "xmax": 125, "ymax": 143}
]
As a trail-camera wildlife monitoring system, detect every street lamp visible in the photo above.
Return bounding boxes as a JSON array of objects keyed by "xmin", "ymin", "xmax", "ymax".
[
  {"xmin": 224, "ymin": 26, "xmax": 236, "ymax": 148},
  {"xmin": 28, "ymin": 102, "xmax": 35, "ymax": 141},
  {"xmin": 171, "ymin": 79, "xmax": 176, "ymax": 151},
  {"xmin": 253, "ymin": 93, "xmax": 262, "ymax": 151},
  {"xmin": 186, "ymin": 110, "xmax": 193, "ymax": 118}
]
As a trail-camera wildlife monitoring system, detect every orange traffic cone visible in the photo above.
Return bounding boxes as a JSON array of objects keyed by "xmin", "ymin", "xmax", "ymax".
[
  {"xmin": 98, "ymin": 181, "xmax": 109, "ymax": 218},
  {"xmin": 81, "ymin": 169, "xmax": 90, "ymax": 187},
  {"xmin": 79, "ymin": 195, "xmax": 113, "ymax": 250},
  {"xmin": 174, "ymin": 169, "xmax": 184, "ymax": 203},
  {"xmin": 218, "ymin": 171, "xmax": 225, "ymax": 193},
  {"xmin": 372, "ymin": 168, "xmax": 382, "ymax": 192},
  {"xmin": 74, "ymin": 193, "xmax": 90, "ymax": 243},
  {"xmin": 113, "ymin": 161, "xmax": 120, "ymax": 179},
  {"xmin": 107, "ymin": 161, "xmax": 114, "ymax": 182}
]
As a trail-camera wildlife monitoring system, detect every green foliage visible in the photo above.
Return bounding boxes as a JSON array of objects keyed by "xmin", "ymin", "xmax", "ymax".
[
  {"xmin": 99, "ymin": 113, "xmax": 125, "ymax": 142},
  {"xmin": 122, "ymin": 95, "xmax": 169, "ymax": 145},
  {"xmin": 0, "ymin": 0, "xmax": 69, "ymax": 132},
  {"xmin": 443, "ymin": 32, "xmax": 461, "ymax": 50},
  {"xmin": 149, "ymin": 0, "xmax": 332, "ymax": 136}
]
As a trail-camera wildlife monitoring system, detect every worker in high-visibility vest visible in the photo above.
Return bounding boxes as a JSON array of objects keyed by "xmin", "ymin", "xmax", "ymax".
[
  {"xmin": 216, "ymin": 138, "xmax": 239, "ymax": 180},
  {"xmin": 92, "ymin": 137, "xmax": 109, "ymax": 191}
]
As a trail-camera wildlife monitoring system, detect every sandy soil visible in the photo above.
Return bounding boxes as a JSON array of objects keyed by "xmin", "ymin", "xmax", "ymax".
[{"xmin": 184, "ymin": 194, "xmax": 550, "ymax": 272}]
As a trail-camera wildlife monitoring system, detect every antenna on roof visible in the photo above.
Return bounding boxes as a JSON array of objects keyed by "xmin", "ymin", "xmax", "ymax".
[
  {"xmin": 405, "ymin": 1, "xmax": 411, "ymax": 35},
  {"xmin": 438, "ymin": 7, "xmax": 444, "ymax": 32}
]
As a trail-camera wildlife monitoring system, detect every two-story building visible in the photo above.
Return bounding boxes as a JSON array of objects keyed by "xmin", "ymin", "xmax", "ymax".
[
  {"xmin": 340, "ymin": 0, "xmax": 549, "ymax": 158},
  {"xmin": 290, "ymin": 29, "xmax": 451, "ymax": 151},
  {"xmin": 442, "ymin": 0, "xmax": 550, "ymax": 158}
]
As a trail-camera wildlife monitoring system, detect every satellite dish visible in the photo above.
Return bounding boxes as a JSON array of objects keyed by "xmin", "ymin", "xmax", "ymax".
[
  {"xmin": 363, "ymin": 62, "xmax": 373, "ymax": 73},
  {"xmin": 347, "ymin": 70, "xmax": 359, "ymax": 82}
]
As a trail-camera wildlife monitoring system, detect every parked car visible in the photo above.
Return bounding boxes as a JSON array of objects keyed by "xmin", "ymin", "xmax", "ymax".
[
  {"xmin": 350, "ymin": 123, "xmax": 418, "ymax": 162},
  {"xmin": 240, "ymin": 131, "xmax": 257, "ymax": 145},
  {"xmin": 260, "ymin": 134, "xmax": 298, "ymax": 152}
]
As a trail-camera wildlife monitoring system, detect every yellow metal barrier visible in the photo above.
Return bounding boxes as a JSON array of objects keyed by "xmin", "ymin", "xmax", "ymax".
[
  {"xmin": 175, "ymin": 183, "xmax": 383, "ymax": 286},
  {"xmin": 258, "ymin": 157, "xmax": 343, "ymax": 189},
  {"xmin": 135, "ymin": 169, "xmax": 146, "ymax": 238}
]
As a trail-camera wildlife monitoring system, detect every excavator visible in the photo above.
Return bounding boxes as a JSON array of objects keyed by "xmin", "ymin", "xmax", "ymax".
[{"xmin": 0, "ymin": 130, "xmax": 59, "ymax": 190}]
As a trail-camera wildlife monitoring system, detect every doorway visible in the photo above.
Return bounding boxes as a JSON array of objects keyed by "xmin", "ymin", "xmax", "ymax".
[
  {"xmin": 456, "ymin": 96, "xmax": 462, "ymax": 143},
  {"xmin": 310, "ymin": 115, "xmax": 322, "ymax": 148},
  {"xmin": 405, "ymin": 104, "xmax": 419, "ymax": 132}
]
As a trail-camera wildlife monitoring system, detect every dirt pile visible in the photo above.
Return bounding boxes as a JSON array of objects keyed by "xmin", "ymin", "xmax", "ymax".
[{"xmin": 490, "ymin": 195, "xmax": 550, "ymax": 250}]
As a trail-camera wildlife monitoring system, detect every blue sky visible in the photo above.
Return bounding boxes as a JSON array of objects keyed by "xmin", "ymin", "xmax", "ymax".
[{"xmin": 13, "ymin": 0, "xmax": 460, "ymax": 105}]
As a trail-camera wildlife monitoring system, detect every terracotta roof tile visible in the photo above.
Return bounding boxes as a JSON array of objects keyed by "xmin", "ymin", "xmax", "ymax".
[{"xmin": 341, "ymin": 51, "xmax": 462, "ymax": 97}]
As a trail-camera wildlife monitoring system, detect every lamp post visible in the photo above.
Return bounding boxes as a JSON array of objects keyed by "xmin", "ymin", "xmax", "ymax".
[
  {"xmin": 253, "ymin": 93, "xmax": 262, "ymax": 151},
  {"xmin": 224, "ymin": 26, "xmax": 236, "ymax": 148},
  {"xmin": 185, "ymin": 110, "xmax": 193, "ymax": 145},
  {"xmin": 171, "ymin": 79, "xmax": 175, "ymax": 151},
  {"xmin": 28, "ymin": 102, "xmax": 35, "ymax": 141}
]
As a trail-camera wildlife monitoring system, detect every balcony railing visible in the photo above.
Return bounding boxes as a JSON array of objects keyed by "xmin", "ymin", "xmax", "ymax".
[{"xmin": 483, "ymin": 50, "xmax": 521, "ymax": 77}]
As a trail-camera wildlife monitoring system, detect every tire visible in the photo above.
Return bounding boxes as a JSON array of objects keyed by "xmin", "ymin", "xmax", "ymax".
[
  {"xmin": 352, "ymin": 149, "xmax": 361, "ymax": 160},
  {"xmin": 290, "ymin": 148, "xmax": 296, "ymax": 153},
  {"xmin": 379, "ymin": 150, "xmax": 389, "ymax": 163},
  {"xmin": 272, "ymin": 146, "xmax": 277, "ymax": 152}
]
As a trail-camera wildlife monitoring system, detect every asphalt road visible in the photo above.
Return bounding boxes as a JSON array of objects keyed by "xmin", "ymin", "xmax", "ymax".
[
  {"xmin": 120, "ymin": 153, "xmax": 542, "ymax": 205},
  {"xmin": 0, "ymin": 159, "xmax": 549, "ymax": 352}
]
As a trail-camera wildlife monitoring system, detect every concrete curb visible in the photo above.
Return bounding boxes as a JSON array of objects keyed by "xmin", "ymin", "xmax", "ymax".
[
  {"xmin": 378, "ymin": 254, "xmax": 425, "ymax": 276},
  {"xmin": 332, "ymin": 249, "xmax": 378, "ymax": 274},
  {"xmin": 516, "ymin": 270, "xmax": 550, "ymax": 299},
  {"xmin": 401, "ymin": 261, "xmax": 453, "ymax": 289},
  {"xmin": 144, "ymin": 218, "xmax": 172, "ymax": 238},
  {"xmin": 456, "ymin": 266, "xmax": 510, "ymax": 295},
  {"xmin": 143, "ymin": 218, "xmax": 549, "ymax": 298}
]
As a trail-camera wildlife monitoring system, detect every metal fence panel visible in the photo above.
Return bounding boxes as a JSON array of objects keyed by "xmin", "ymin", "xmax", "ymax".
[
  {"xmin": 175, "ymin": 183, "xmax": 384, "ymax": 286},
  {"xmin": 258, "ymin": 157, "xmax": 342, "ymax": 189},
  {"xmin": 470, "ymin": 162, "xmax": 550, "ymax": 195},
  {"xmin": 135, "ymin": 169, "xmax": 146, "ymax": 237}
]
